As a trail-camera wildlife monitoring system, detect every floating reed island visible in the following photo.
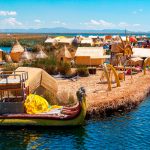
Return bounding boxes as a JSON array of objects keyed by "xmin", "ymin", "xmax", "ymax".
[
  {"xmin": 0, "ymin": 34, "xmax": 150, "ymax": 120},
  {"xmin": 57, "ymin": 70, "xmax": 150, "ymax": 119}
]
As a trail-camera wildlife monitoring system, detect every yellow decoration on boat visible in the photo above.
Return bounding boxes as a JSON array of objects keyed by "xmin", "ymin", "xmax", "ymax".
[{"xmin": 24, "ymin": 94, "xmax": 50, "ymax": 114}]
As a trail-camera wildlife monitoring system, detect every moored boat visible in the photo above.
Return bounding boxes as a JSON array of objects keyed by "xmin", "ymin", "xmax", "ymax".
[
  {"xmin": 0, "ymin": 68, "xmax": 86, "ymax": 126},
  {"xmin": 0, "ymin": 87, "xmax": 86, "ymax": 126}
]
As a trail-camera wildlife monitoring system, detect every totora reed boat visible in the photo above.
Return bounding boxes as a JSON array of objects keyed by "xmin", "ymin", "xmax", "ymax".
[
  {"xmin": 0, "ymin": 68, "xmax": 86, "ymax": 126},
  {"xmin": 0, "ymin": 87, "xmax": 86, "ymax": 126}
]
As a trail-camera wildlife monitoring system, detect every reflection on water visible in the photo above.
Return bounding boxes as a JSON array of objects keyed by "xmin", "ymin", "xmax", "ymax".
[{"xmin": 1, "ymin": 96, "xmax": 150, "ymax": 150}]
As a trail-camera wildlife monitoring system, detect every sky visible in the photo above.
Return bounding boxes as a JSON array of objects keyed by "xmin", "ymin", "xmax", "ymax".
[{"xmin": 0, "ymin": 0, "xmax": 150, "ymax": 31}]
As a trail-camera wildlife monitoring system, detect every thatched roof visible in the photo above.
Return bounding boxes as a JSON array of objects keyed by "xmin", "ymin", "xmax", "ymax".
[
  {"xmin": 132, "ymin": 48, "xmax": 150, "ymax": 58},
  {"xmin": 21, "ymin": 49, "xmax": 33, "ymax": 60},
  {"xmin": 11, "ymin": 40, "xmax": 24, "ymax": 53},
  {"xmin": 75, "ymin": 47, "xmax": 105, "ymax": 58},
  {"xmin": 58, "ymin": 45, "xmax": 72, "ymax": 59},
  {"xmin": 45, "ymin": 37, "xmax": 57, "ymax": 43},
  {"xmin": 127, "ymin": 57, "xmax": 143, "ymax": 66},
  {"xmin": 81, "ymin": 38, "xmax": 93, "ymax": 45},
  {"xmin": 57, "ymin": 38, "xmax": 74, "ymax": 44},
  {"xmin": 88, "ymin": 35, "xmax": 98, "ymax": 39},
  {"xmin": 15, "ymin": 67, "xmax": 58, "ymax": 95},
  {"xmin": 36, "ymin": 50, "xmax": 48, "ymax": 59}
]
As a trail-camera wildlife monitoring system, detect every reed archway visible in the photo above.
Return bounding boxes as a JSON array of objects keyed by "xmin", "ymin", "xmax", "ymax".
[
  {"xmin": 102, "ymin": 64, "xmax": 121, "ymax": 91},
  {"xmin": 143, "ymin": 57, "xmax": 150, "ymax": 75}
]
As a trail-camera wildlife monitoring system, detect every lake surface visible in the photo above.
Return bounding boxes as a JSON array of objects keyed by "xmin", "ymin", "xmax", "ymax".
[
  {"xmin": 0, "ymin": 47, "xmax": 11, "ymax": 53},
  {"xmin": 0, "ymin": 96, "xmax": 150, "ymax": 150},
  {"xmin": 47, "ymin": 33, "xmax": 150, "ymax": 37}
]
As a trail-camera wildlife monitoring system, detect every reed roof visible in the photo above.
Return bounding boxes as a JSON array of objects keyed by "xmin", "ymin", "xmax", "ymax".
[
  {"xmin": 45, "ymin": 37, "xmax": 57, "ymax": 43},
  {"xmin": 36, "ymin": 50, "xmax": 48, "ymax": 59},
  {"xmin": 58, "ymin": 45, "xmax": 72, "ymax": 59},
  {"xmin": 57, "ymin": 38, "xmax": 74, "ymax": 44},
  {"xmin": 75, "ymin": 47, "xmax": 105, "ymax": 58},
  {"xmin": 21, "ymin": 50, "xmax": 34, "ymax": 60},
  {"xmin": 11, "ymin": 40, "xmax": 24, "ymax": 53},
  {"xmin": 132, "ymin": 48, "xmax": 150, "ymax": 58},
  {"xmin": 81, "ymin": 38, "xmax": 93, "ymax": 44}
]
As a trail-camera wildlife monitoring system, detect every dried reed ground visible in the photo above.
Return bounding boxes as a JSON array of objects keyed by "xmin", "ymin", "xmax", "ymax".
[{"xmin": 57, "ymin": 70, "xmax": 150, "ymax": 118}]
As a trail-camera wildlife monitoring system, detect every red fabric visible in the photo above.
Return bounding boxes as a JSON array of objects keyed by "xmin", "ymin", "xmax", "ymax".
[{"xmin": 129, "ymin": 37, "xmax": 137, "ymax": 42}]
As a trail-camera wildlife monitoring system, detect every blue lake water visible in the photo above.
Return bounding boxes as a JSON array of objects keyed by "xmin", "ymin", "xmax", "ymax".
[
  {"xmin": 48, "ymin": 33, "xmax": 150, "ymax": 38},
  {"xmin": 0, "ymin": 47, "xmax": 11, "ymax": 53},
  {"xmin": 0, "ymin": 96, "xmax": 150, "ymax": 150}
]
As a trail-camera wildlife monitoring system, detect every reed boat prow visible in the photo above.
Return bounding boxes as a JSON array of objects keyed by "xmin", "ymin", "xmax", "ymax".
[{"xmin": 0, "ymin": 87, "xmax": 87, "ymax": 126}]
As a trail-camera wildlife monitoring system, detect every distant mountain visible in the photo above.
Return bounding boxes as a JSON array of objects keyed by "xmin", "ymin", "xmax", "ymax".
[{"xmin": 0, "ymin": 27, "xmax": 146, "ymax": 34}]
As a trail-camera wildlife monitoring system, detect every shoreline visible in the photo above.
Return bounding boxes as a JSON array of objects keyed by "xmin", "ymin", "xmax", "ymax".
[
  {"xmin": 57, "ymin": 71, "xmax": 150, "ymax": 119},
  {"xmin": 86, "ymin": 74, "xmax": 150, "ymax": 119}
]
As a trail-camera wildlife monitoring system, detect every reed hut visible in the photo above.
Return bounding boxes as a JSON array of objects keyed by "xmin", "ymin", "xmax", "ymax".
[
  {"xmin": 132, "ymin": 48, "xmax": 150, "ymax": 58},
  {"xmin": 105, "ymin": 35, "xmax": 112, "ymax": 40},
  {"xmin": 21, "ymin": 49, "xmax": 34, "ymax": 61},
  {"xmin": 45, "ymin": 37, "xmax": 57, "ymax": 45},
  {"xmin": 75, "ymin": 47, "xmax": 106, "ymax": 66},
  {"xmin": 5, "ymin": 54, "xmax": 12, "ymax": 63},
  {"xmin": 72, "ymin": 37, "xmax": 80, "ymax": 46},
  {"xmin": 0, "ymin": 49, "xmax": 3, "ymax": 62},
  {"xmin": 10, "ymin": 40, "xmax": 24, "ymax": 62},
  {"xmin": 81, "ymin": 38, "xmax": 94, "ymax": 46},
  {"xmin": 57, "ymin": 45, "xmax": 72, "ymax": 63},
  {"xmin": 36, "ymin": 50, "xmax": 48, "ymax": 59},
  {"xmin": 57, "ymin": 38, "xmax": 74, "ymax": 45},
  {"xmin": 88, "ymin": 35, "xmax": 98, "ymax": 39},
  {"xmin": 127, "ymin": 57, "xmax": 143, "ymax": 66},
  {"xmin": 111, "ymin": 42, "xmax": 125, "ymax": 53},
  {"xmin": 15, "ymin": 67, "xmax": 58, "ymax": 96}
]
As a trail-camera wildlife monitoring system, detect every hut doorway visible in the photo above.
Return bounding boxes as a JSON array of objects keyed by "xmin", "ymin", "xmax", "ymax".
[{"xmin": 61, "ymin": 57, "xmax": 63, "ymax": 62}]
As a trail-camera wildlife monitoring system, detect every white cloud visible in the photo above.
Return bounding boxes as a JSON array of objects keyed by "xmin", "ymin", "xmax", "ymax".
[
  {"xmin": 82, "ymin": 19, "xmax": 114, "ymax": 27},
  {"xmin": 118, "ymin": 22, "xmax": 141, "ymax": 28},
  {"xmin": 0, "ymin": 11, "xmax": 17, "ymax": 16},
  {"xmin": 3, "ymin": 17, "xmax": 22, "ymax": 26},
  {"xmin": 133, "ymin": 23, "xmax": 141, "ymax": 27},
  {"xmin": 81, "ymin": 19, "xmax": 141, "ymax": 30},
  {"xmin": 91, "ymin": 19, "xmax": 113, "ymax": 26},
  {"xmin": 51, "ymin": 20, "xmax": 67, "ymax": 26},
  {"xmin": 118, "ymin": 22, "xmax": 129, "ymax": 28},
  {"xmin": 34, "ymin": 19, "xmax": 41, "ymax": 23},
  {"xmin": 132, "ymin": 8, "xmax": 143, "ymax": 14}
]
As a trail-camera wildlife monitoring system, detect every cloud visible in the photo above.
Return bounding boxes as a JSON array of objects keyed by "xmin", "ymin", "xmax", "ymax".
[
  {"xmin": 0, "ymin": 11, "xmax": 17, "ymax": 16},
  {"xmin": 81, "ymin": 19, "xmax": 114, "ymax": 28},
  {"xmin": 34, "ymin": 19, "xmax": 41, "ymax": 23},
  {"xmin": 133, "ymin": 23, "xmax": 141, "ymax": 27},
  {"xmin": 3, "ymin": 17, "xmax": 22, "ymax": 26},
  {"xmin": 132, "ymin": 8, "xmax": 143, "ymax": 14},
  {"xmin": 118, "ymin": 22, "xmax": 141, "ymax": 28},
  {"xmin": 51, "ymin": 20, "xmax": 67, "ymax": 26},
  {"xmin": 118, "ymin": 22, "xmax": 129, "ymax": 28},
  {"xmin": 81, "ymin": 19, "xmax": 141, "ymax": 30},
  {"xmin": 91, "ymin": 19, "xmax": 113, "ymax": 26}
]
